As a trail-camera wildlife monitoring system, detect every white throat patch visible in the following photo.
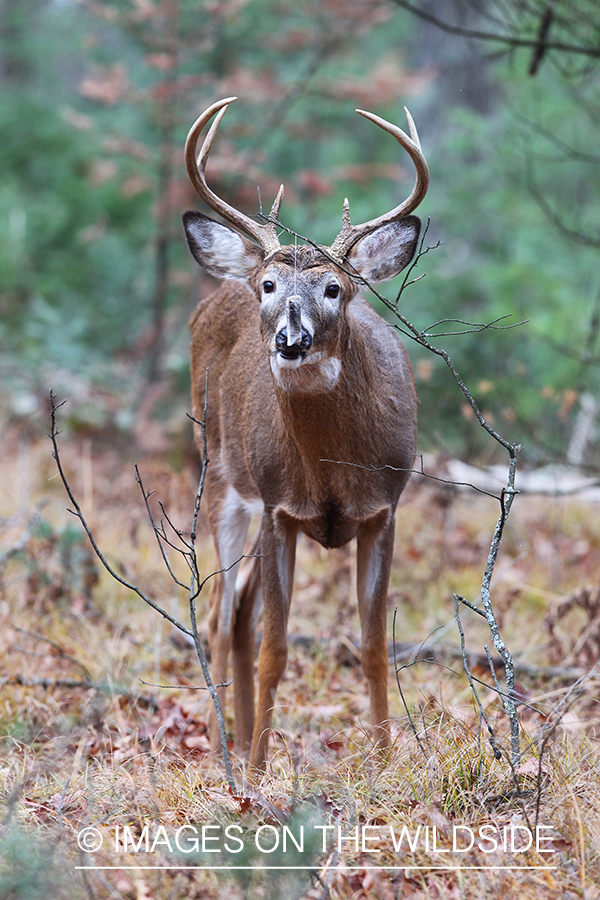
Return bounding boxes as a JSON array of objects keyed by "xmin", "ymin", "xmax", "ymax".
[{"xmin": 271, "ymin": 353, "xmax": 341, "ymax": 394}]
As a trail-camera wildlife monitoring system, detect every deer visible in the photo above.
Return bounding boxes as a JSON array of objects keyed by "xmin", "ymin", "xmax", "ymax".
[{"xmin": 182, "ymin": 96, "xmax": 429, "ymax": 772}]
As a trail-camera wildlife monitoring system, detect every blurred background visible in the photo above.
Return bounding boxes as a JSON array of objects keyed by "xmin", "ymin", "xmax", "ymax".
[
  {"xmin": 2, "ymin": 0, "xmax": 600, "ymax": 467},
  {"xmin": 3, "ymin": 12, "xmax": 600, "ymax": 894}
]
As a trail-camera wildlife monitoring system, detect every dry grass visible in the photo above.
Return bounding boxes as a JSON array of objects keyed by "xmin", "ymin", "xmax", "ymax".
[{"xmin": 1, "ymin": 425, "xmax": 600, "ymax": 899}]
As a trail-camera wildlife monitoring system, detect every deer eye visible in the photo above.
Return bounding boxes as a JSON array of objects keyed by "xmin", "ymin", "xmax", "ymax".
[
  {"xmin": 325, "ymin": 284, "xmax": 340, "ymax": 299},
  {"xmin": 262, "ymin": 280, "xmax": 275, "ymax": 293}
]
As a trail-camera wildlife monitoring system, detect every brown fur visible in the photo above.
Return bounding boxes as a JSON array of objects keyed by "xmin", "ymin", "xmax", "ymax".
[
  {"xmin": 183, "ymin": 99, "xmax": 427, "ymax": 772},
  {"xmin": 189, "ymin": 263, "xmax": 417, "ymax": 770}
]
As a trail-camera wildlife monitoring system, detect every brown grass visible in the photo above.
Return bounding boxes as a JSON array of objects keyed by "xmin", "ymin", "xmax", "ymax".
[{"xmin": 1, "ymin": 425, "xmax": 600, "ymax": 899}]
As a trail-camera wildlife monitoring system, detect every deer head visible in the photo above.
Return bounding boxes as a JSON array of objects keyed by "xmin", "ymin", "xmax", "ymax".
[{"xmin": 183, "ymin": 97, "xmax": 429, "ymax": 394}]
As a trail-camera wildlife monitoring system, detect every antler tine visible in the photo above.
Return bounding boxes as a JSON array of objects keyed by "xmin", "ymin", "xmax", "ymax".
[
  {"xmin": 328, "ymin": 107, "xmax": 429, "ymax": 261},
  {"xmin": 185, "ymin": 97, "xmax": 281, "ymax": 254},
  {"xmin": 268, "ymin": 184, "xmax": 284, "ymax": 223},
  {"xmin": 196, "ymin": 104, "xmax": 229, "ymax": 176},
  {"xmin": 403, "ymin": 106, "xmax": 421, "ymax": 148}
]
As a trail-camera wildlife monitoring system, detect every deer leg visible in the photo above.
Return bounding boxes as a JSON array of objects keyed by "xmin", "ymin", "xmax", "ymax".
[
  {"xmin": 356, "ymin": 509, "xmax": 396, "ymax": 749},
  {"xmin": 249, "ymin": 510, "xmax": 297, "ymax": 772},
  {"xmin": 231, "ymin": 545, "xmax": 262, "ymax": 752},
  {"xmin": 207, "ymin": 485, "xmax": 251, "ymax": 752}
]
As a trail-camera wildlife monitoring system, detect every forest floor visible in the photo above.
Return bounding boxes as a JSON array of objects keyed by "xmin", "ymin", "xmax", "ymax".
[{"xmin": 1, "ymin": 421, "xmax": 599, "ymax": 900}]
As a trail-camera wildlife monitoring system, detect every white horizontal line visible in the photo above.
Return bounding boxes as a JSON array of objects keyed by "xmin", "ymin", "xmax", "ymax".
[{"xmin": 76, "ymin": 865, "xmax": 558, "ymax": 871}]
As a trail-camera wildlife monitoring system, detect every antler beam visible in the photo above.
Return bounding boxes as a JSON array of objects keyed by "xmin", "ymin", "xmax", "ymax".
[
  {"xmin": 185, "ymin": 96, "xmax": 283, "ymax": 255},
  {"xmin": 328, "ymin": 107, "xmax": 429, "ymax": 261}
]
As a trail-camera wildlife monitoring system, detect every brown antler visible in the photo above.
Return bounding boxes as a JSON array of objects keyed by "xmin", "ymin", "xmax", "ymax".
[
  {"xmin": 328, "ymin": 107, "xmax": 429, "ymax": 261},
  {"xmin": 185, "ymin": 96, "xmax": 283, "ymax": 255}
]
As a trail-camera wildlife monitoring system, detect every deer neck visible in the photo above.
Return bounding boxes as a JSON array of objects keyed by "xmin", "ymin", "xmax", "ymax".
[{"xmin": 270, "ymin": 315, "xmax": 373, "ymax": 456}]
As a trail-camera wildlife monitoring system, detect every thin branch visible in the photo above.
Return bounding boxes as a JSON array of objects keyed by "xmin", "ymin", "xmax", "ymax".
[
  {"xmin": 14, "ymin": 626, "xmax": 92, "ymax": 682},
  {"xmin": 455, "ymin": 593, "xmax": 487, "ymax": 618},
  {"xmin": 422, "ymin": 314, "xmax": 529, "ymax": 337},
  {"xmin": 524, "ymin": 150, "xmax": 600, "ymax": 248},
  {"xmin": 184, "ymin": 371, "xmax": 237, "ymax": 792},
  {"xmin": 190, "ymin": 368, "xmax": 210, "ymax": 550},
  {"xmin": 138, "ymin": 677, "xmax": 232, "ymax": 691},
  {"xmin": 320, "ymin": 455, "xmax": 505, "ymax": 501},
  {"xmin": 454, "ymin": 595, "xmax": 502, "ymax": 761},
  {"xmin": 395, "ymin": 219, "xmax": 439, "ymax": 305},
  {"xmin": 391, "ymin": 0, "xmax": 600, "ymax": 59},
  {"xmin": 534, "ymin": 661, "xmax": 600, "ymax": 829},
  {"xmin": 479, "ymin": 451, "xmax": 521, "ymax": 765},
  {"xmin": 194, "ymin": 554, "xmax": 260, "ymax": 602},
  {"xmin": 507, "ymin": 101, "xmax": 600, "ymax": 164},
  {"xmin": 48, "ymin": 392, "xmax": 193, "ymax": 639},
  {"xmin": 48, "ymin": 390, "xmax": 237, "ymax": 792},
  {"xmin": 135, "ymin": 465, "xmax": 189, "ymax": 590},
  {"xmin": 0, "ymin": 675, "xmax": 132, "ymax": 695},
  {"xmin": 158, "ymin": 501, "xmax": 192, "ymax": 551},
  {"xmin": 393, "ymin": 608, "xmax": 430, "ymax": 761}
]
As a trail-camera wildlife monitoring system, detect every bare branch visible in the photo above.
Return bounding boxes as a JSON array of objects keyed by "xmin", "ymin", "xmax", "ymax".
[
  {"xmin": 393, "ymin": 608, "xmax": 430, "ymax": 761},
  {"xmin": 534, "ymin": 661, "xmax": 600, "ymax": 829},
  {"xmin": 48, "ymin": 389, "xmax": 237, "ymax": 792},
  {"xmin": 391, "ymin": 0, "xmax": 600, "ymax": 60},
  {"xmin": 138, "ymin": 677, "xmax": 233, "ymax": 691},
  {"xmin": 320, "ymin": 455, "xmax": 506, "ymax": 502},
  {"xmin": 454, "ymin": 595, "xmax": 503, "ymax": 761},
  {"xmin": 422, "ymin": 314, "xmax": 529, "ymax": 337},
  {"xmin": 524, "ymin": 150, "xmax": 600, "ymax": 248},
  {"xmin": 48, "ymin": 392, "xmax": 193, "ymax": 639},
  {"xmin": 135, "ymin": 465, "xmax": 190, "ymax": 590}
]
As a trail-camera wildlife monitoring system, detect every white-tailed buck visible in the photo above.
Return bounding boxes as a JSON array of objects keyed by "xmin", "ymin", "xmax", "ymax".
[{"xmin": 183, "ymin": 97, "xmax": 428, "ymax": 771}]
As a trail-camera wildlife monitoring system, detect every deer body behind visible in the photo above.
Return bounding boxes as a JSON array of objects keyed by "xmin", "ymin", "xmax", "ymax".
[{"xmin": 183, "ymin": 97, "xmax": 429, "ymax": 770}]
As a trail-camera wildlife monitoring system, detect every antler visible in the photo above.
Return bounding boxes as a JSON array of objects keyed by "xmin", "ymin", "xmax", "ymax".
[
  {"xmin": 185, "ymin": 96, "xmax": 283, "ymax": 255},
  {"xmin": 328, "ymin": 107, "xmax": 429, "ymax": 261}
]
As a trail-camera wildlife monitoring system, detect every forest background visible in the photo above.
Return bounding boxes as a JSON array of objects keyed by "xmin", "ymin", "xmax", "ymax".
[
  {"xmin": 2, "ymin": 1, "xmax": 600, "ymax": 899},
  {"xmin": 3, "ymin": 0, "xmax": 600, "ymax": 464}
]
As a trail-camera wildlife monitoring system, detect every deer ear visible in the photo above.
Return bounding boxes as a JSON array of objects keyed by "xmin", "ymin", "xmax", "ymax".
[
  {"xmin": 347, "ymin": 216, "xmax": 420, "ymax": 283},
  {"xmin": 183, "ymin": 212, "xmax": 264, "ymax": 281}
]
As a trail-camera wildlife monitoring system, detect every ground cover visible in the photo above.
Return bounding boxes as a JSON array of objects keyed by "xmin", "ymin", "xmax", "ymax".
[{"xmin": 0, "ymin": 426, "xmax": 599, "ymax": 899}]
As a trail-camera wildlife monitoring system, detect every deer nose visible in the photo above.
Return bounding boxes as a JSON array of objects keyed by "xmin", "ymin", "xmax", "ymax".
[{"xmin": 275, "ymin": 327, "xmax": 313, "ymax": 358}]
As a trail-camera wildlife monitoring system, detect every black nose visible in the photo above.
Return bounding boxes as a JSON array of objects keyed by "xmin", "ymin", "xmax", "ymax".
[{"xmin": 275, "ymin": 327, "xmax": 312, "ymax": 358}]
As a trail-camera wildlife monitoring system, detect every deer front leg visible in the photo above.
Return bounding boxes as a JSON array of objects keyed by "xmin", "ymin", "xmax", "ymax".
[
  {"xmin": 231, "ymin": 549, "xmax": 262, "ymax": 752},
  {"xmin": 356, "ymin": 509, "xmax": 396, "ymax": 750},
  {"xmin": 206, "ymin": 484, "xmax": 251, "ymax": 752},
  {"xmin": 249, "ymin": 509, "xmax": 298, "ymax": 772}
]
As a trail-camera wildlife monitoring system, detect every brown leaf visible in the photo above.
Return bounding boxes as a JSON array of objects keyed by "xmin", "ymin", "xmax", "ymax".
[{"xmin": 517, "ymin": 758, "xmax": 549, "ymax": 778}]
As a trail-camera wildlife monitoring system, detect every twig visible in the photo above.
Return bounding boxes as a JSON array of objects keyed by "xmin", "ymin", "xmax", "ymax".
[
  {"xmin": 534, "ymin": 661, "xmax": 600, "ymax": 829},
  {"xmin": 454, "ymin": 595, "xmax": 502, "ymax": 761},
  {"xmin": 390, "ymin": 0, "xmax": 600, "ymax": 60},
  {"xmin": 320, "ymin": 455, "xmax": 504, "ymax": 501},
  {"xmin": 138, "ymin": 677, "xmax": 232, "ymax": 691},
  {"xmin": 479, "ymin": 452, "xmax": 521, "ymax": 766},
  {"xmin": 14, "ymin": 626, "xmax": 93, "ymax": 682},
  {"xmin": 392, "ymin": 608, "xmax": 429, "ymax": 761},
  {"xmin": 135, "ymin": 466, "xmax": 189, "ymax": 590},
  {"xmin": 184, "ymin": 371, "xmax": 237, "ymax": 792},
  {"xmin": 48, "ymin": 393, "xmax": 193, "ymax": 639},
  {"xmin": 48, "ymin": 389, "xmax": 237, "ymax": 792}
]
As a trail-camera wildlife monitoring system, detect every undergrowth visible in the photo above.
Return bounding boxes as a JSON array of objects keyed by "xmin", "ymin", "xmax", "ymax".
[{"xmin": 1, "ymin": 429, "xmax": 599, "ymax": 899}]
